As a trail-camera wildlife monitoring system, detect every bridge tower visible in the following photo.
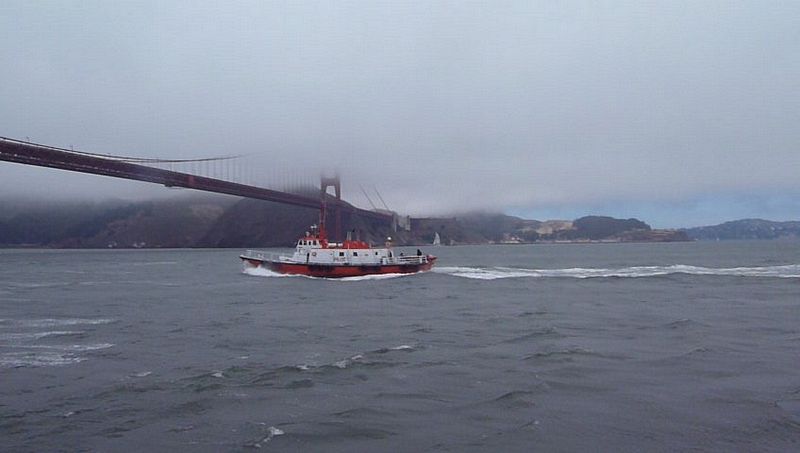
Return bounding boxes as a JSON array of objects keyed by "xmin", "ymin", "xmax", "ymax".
[{"xmin": 320, "ymin": 175, "xmax": 342, "ymax": 242}]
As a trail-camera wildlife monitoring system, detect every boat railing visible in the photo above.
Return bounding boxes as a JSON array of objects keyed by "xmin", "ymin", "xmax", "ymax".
[
  {"xmin": 382, "ymin": 255, "xmax": 429, "ymax": 265},
  {"xmin": 242, "ymin": 249, "xmax": 430, "ymax": 266}
]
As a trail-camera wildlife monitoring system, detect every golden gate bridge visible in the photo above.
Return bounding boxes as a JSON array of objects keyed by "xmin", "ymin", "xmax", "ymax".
[{"xmin": 0, "ymin": 136, "xmax": 407, "ymax": 240}]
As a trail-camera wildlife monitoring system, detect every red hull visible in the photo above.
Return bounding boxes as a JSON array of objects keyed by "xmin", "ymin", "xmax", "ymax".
[{"xmin": 242, "ymin": 256, "xmax": 436, "ymax": 278}]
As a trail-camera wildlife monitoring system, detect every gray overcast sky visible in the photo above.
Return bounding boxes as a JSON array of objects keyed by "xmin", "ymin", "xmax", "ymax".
[{"xmin": 1, "ymin": 1, "xmax": 798, "ymax": 227}]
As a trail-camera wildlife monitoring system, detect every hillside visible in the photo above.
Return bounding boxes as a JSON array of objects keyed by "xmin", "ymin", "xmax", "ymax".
[
  {"xmin": 0, "ymin": 195, "xmax": 698, "ymax": 248},
  {"xmin": 684, "ymin": 219, "xmax": 800, "ymax": 240},
  {"xmin": 0, "ymin": 195, "xmax": 236, "ymax": 248}
]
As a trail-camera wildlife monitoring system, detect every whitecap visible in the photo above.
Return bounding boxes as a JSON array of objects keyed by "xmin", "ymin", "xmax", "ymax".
[
  {"xmin": 0, "ymin": 331, "xmax": 84, "ymax": 342},
  {"xmin": 11, "ymin": 318, "xmax": 116, "ymax": 328},
  {"xmin": 15, "ymin": 343, "xmax": 114, "ymax": 352},
  {"xmin": 0, "ymin": 351, "xmax": 84, "ymax": 368},
  {"xmin": 331, "ymin": 353, "xmax": 365, "ymax": 369},
  {"xmin": 252, "ymin": 426, "xmax": 285, "ymax": 448},
  {"xmin": 390, "ymin": 345, "xmax": 414, "ymax": 351},
  {"xmin": 332, "ymin": 360, "xmax": 350, "ymax": 369}
]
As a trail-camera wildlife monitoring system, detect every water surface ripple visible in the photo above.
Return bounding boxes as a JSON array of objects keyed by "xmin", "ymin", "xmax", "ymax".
[{"xmin": 1, "ymin": 242, "xmax": 799, "ymax": 451}]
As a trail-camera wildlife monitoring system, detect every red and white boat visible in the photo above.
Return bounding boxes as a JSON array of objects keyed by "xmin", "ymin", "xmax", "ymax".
[{"xmin": 240, "ymin": 223, "xmax": 436, "ymax": 278}]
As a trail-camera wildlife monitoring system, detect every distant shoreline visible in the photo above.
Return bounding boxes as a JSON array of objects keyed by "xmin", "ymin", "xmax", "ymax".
[{"xmin": 1, "ymin": 197, "xmax": 797, "ymax": 248}]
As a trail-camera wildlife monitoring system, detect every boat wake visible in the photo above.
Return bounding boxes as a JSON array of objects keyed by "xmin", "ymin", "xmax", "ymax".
[
  {"xmin": 433, "ymin": 264, "xmax": 800, "ymax": 280},
  {"xmin": 242, "ymin": 266, "xmax": 294, "ymax": 278}
]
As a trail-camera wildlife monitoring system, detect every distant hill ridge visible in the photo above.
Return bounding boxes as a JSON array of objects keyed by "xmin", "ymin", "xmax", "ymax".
[
  {"xmin": 683, "ymin": 219, "xmax": 800, "ymax": 240},
  {"xmin": 2, "ymin": 196, "xmax": 795, "ymax": 248}
]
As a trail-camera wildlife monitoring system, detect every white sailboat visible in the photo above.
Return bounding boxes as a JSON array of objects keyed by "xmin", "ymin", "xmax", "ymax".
[{"xmin": 432, "ymin": 232, "xmax": 441, "ymax": 246}]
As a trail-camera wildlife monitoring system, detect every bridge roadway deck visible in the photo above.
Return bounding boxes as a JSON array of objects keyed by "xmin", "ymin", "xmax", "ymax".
[{"xmin": 0, "ymin": 137, "xmax": 392, "ymax": 222}]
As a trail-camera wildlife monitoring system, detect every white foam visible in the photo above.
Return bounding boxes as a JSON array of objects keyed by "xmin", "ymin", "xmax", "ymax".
[
  {"xmin": 433, "ymin": 264, "xmax": 800, "ymax": 280},
  {"xmin": 242, "ymin": 266, "xmax": 293, "ymax": 278},
  {"xmin": 433, "ymin": 266, "xmax": 540, "ymax": 280},
  {"xmin": 0, "ymin": 331, "xmax": 84, "ymax": 342},
  {"xmin": 337, "ymin": 273, "xmax": 410, "ymax": 282},
  {"xmin": 5, "ymin": 318, "xmax": 116, "ymax": 328},
  {"xmin": 0, "ymin": 351, "xmax": 84, "ymax": 368},
  {"xmin": 332, "ymin": 359, "xmax": 349, "ymax": 369},
  {"xmin": 17, "ymin": 343, "xmax": 114, "ymax": 352},
  {"xmin": 390, "ymin": 345, "xmax": 414, "ymax": 351},
  {"xmin": 332, "ymin": 354, "xmax": 364, "ymax": 369},
  {"xmin": 253, "ymin": 426, "xmax": 285, "ymax": 447}
]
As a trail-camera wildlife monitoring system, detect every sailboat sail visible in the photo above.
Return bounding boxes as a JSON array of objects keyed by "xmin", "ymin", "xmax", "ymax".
[{"xmin": 432, "ymin": 232, "xmax": 441, "ymax": 246}]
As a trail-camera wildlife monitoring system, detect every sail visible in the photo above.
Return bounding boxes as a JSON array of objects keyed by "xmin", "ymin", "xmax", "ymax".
[{"xmin": 432, "ymin": 232, "xmax": 441, "ymax": 246}]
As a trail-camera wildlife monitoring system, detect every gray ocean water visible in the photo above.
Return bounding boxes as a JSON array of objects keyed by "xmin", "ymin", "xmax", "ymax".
[{"xmin": 1, "ymin": 241, "xmax": 799, "ymax": 452}]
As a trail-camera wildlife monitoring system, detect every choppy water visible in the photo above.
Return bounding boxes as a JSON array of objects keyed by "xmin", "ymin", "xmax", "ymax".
[{"xmin": 1, "ymin": 241, "xmax": 799, "ymax": 452}]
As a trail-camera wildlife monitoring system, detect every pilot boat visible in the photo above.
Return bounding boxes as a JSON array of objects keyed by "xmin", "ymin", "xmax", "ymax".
[{"xmin": 240, "ymin": 223, "xmax": 436, "ymax": 278}]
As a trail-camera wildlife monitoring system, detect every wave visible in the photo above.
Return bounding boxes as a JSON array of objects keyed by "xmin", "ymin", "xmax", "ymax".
[
  {"xmin": 0, "ymin": 331, "xmax": 85, "ymax": 342},
  {"xmin": 15, "ymin": 343, "xmax": 114, "ymax": 352},
  {"xmin": 372, "ymin": 344, "xmax": 416, "ymax": 353},
  {"xmin": 0, "ymin": 351, "xmax": 84, "ymax": 368},
  {"xmin": 0, "ymin": 319, "xmax": 115, "ymax": 367},
  {"xmin": 432, "ymin": 264, "xmax": 800, "ymax": 280},
  {"xmin": 253, "ymin": 426, "xmax": 284, "ymax": 447},
  {"xmin": 249, "ymin": 344, "xmax": 417, "ymax": 386},
  {"xmin": 0, "ymin": 318, "xmax": 116, "ymax": 328}
]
